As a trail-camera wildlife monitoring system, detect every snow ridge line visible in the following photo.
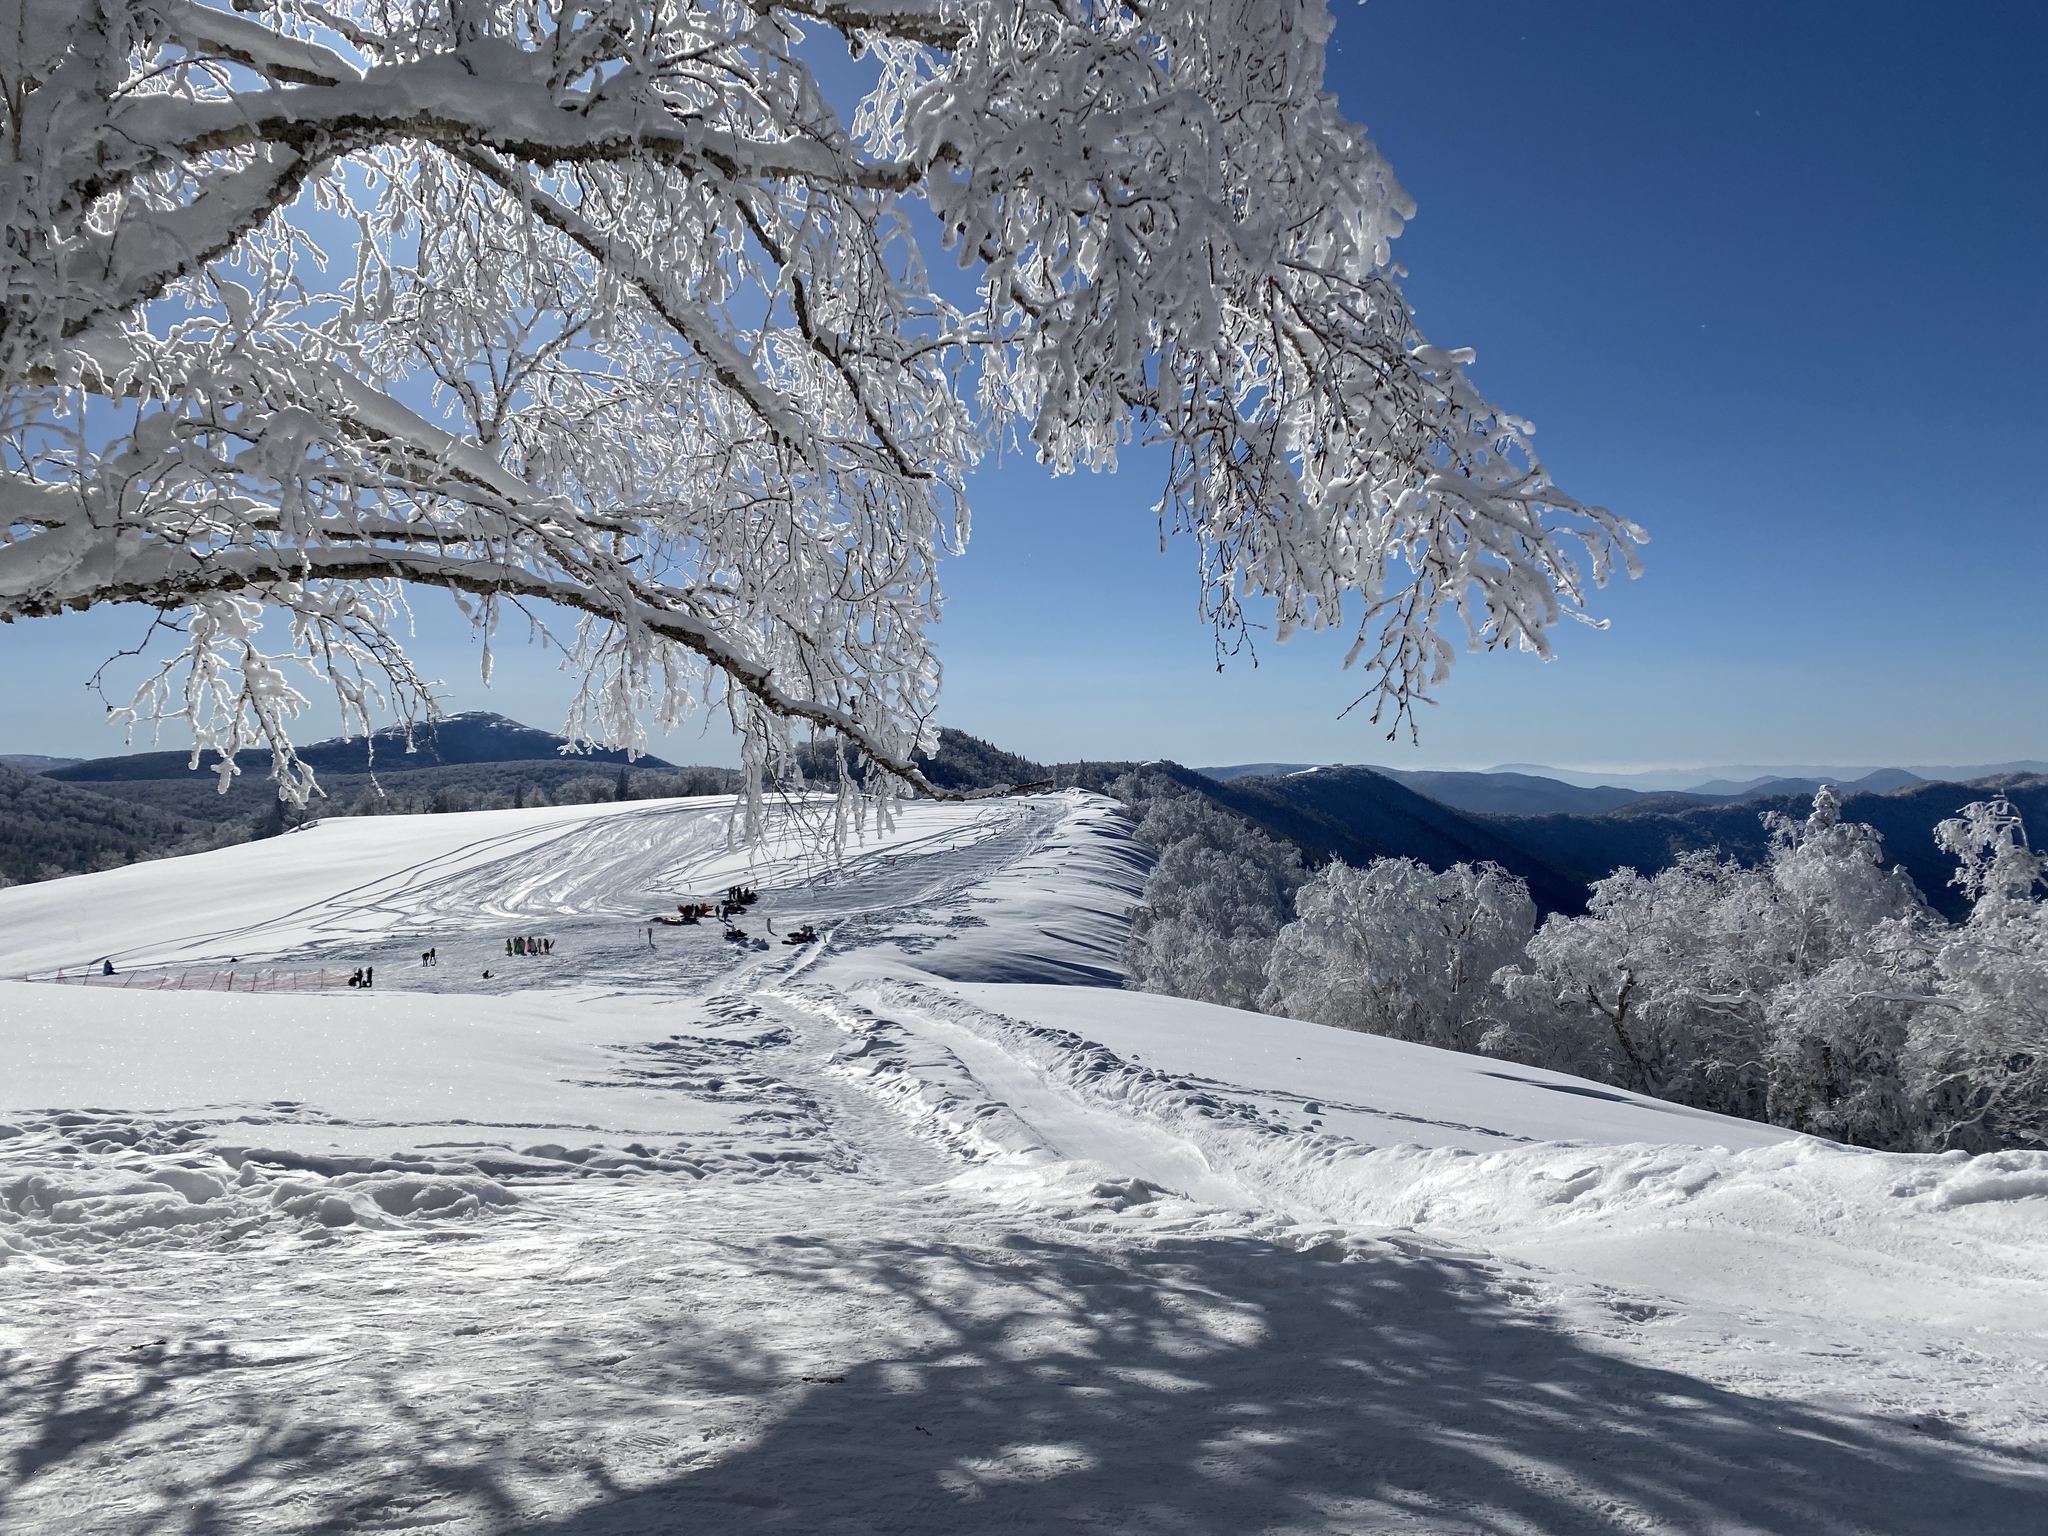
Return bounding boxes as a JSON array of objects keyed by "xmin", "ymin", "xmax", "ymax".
[
  {"xmin": 764, "ymin": 984, "xmax": 1055, "ymax": 1170},
  {"xmin": 848, "ymin": 979, "xmax": 2048, "ymax": 1243}
]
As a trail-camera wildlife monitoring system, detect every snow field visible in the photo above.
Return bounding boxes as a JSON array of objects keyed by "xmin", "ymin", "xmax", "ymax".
[
  {"xmin": 1, "ymin": 789, "xmax": 2045, "ymax": 1531},
  {"xmin": 0, "ymin": 792, "xmax": 1014, "ymax": 976}
]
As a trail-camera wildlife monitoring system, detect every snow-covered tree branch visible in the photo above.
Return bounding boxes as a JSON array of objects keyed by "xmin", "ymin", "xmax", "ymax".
[{"xmin": 1, "ymin": 0, "xmax": 1640, "ymax": 802}]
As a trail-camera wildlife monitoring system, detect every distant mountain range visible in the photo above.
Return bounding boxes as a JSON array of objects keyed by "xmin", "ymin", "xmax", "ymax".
[
  {"xmin": 1384, "ymin": 766, "xmax": 1939, "ymax": 818},
  {"xmin": 12, "ymin": 713, "xmax": 702, "ymax": 829},
  {"xmin": 1196, "ymin": 762, "xmax": 1319, "ymax": 783},
  {"xmin": 43, "ymin": 711, "xmax": 670, "ymax": 786},
  {"xmin": 1093, "ymin": 760, "xmax": 2048, "ymax": 923},
  {"xmin": 1, "ymin": 718, "xmax": 1040, "ymax": 874},
  {"xmin": 1168, "ymin": 764, "xmax": 1589, "ymax": 913},
  {"xmin": 10, "ymin": 719, "xmax": 2047, "ymax": 922},
  {"xmin": 1196, "ymin": 759, "xmax": 2048, "ymax": 811},
  {"xmin": 1193, "ymin": 764, "xmax": 2048, "ymax": 922},
  {"xmin": 1485, "ymin": 761, "xmax": 2048, "ymax": 793}
]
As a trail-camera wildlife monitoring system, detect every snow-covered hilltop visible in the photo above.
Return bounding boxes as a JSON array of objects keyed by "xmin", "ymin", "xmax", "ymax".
[{"xmin": 3, "ymin": 792, "xmax": 2044, "ymax": 1532}]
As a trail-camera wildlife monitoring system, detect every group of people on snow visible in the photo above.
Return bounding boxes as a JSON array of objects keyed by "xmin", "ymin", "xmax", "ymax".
[
  {"xmin": 348, "ymin": 966, "xmax": 375, "ymax": 989},
  {"xmin": 505, "ymin": 935, "xmax": 554, "ymax": 957}
]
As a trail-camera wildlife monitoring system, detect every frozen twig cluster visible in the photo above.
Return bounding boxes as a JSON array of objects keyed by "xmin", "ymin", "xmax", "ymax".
[{"xmin": 1, "ymin": 0, "xmax": 1639, "ymax": 805}]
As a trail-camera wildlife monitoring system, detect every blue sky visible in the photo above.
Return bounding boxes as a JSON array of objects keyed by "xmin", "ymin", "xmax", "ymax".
[{"xmin": 10, "ymin": 2, "xmax": 2045, "ymax": 771}]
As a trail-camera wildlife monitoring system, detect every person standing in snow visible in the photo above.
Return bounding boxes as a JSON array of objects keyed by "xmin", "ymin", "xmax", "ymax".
[{"xmin": 364, "ymin": 966, "xmax": 374, "ymax": 988}]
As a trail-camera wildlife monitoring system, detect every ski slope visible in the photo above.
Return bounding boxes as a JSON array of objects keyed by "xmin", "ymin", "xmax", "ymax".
[{"xmin": 3, "ymin": 791, "xmax": 2045, "ymax": 1533}]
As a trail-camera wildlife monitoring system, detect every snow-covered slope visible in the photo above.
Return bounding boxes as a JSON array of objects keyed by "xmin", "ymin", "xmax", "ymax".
[
  {"xmin": 0, "ymin": 793, "xmax": 1011, "ymax": 976},
  {"xmin": 2, "ymin": 791, "xmax": 2043, "ymax": 1533}
]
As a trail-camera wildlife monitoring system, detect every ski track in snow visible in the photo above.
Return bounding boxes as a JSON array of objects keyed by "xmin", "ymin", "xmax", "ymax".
[{"xmin": 1, "ymin": 791, "xmax": 2044, "ymax": 1534}]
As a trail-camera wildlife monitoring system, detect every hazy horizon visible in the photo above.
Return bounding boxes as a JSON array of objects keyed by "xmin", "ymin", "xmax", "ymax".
[{"xmin": 10, "ymin": 705, "xmax": 2043, "ymax": 790}]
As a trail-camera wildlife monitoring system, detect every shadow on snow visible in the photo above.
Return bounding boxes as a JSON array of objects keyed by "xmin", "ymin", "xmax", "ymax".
[{"xmin": 2, "ymin": 1219, "xmax": 2039, "ymax": 1535}]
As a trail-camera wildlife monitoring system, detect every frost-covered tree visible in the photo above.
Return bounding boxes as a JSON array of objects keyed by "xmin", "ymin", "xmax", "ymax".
[
  {"xmin": 1496, "ymin": 790, "xmax": 1928, "ymax": 1125},
  {"xmin": 1760, "ymin": 940, "xmax": 1926, "ymax": 1149},
  {"xmin": 1495, "ymin": 852, "xmax": 1777, "ymax": 1108},
  {"xmin": 1752, "ymin": 788, "xmax": 1932, "ymax": 1138},
  {"xmin": 1918, "ymin": 799, "xmax": 2048, "ymax": 1151},
  {"xmin": 1488, "ymin": 792, "xmax": 2048, "ymax": 1148},
  {"xmin": 1, "ymin": 0, "xmax": 1639, "ymax": 805},
  {"xmin": 1263, "ymin": 857, "xmax": 1534, "ymax": 1051},
  {"xmin": 1761, "ymin": 785, "xmax": 1927, "ymax": 972},
  {"xmin": 1935, "ymin": 797, "xmax": 2048, "ymax": 925},
  {"xmin": 1118, "ymin": 774, "xmax": 1303, "ymax": 1011}
]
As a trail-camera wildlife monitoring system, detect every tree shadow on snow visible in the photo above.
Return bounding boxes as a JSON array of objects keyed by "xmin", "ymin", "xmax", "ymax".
[
  {"xmin": 491, "ymin": 1227, "xmax": 2043, "ymax": 1535},
  {"xmin": 3, "ymin": 1224, "xmax": 2041, "ymax": 1535}
]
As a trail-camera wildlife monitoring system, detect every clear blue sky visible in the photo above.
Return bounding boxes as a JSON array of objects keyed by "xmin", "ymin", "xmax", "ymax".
[{"xmin": 10, "ymin": 2, "xmax": 2045, "ymax": 771}]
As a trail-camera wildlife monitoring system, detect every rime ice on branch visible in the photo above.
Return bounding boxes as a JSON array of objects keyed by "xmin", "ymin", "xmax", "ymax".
[{"xmin": 0, "ymin": 0, "xmax": 1641, "ymax": 804}]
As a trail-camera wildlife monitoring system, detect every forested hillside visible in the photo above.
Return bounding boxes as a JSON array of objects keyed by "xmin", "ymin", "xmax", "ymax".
[
  {"xmin": 1488, "ymin": 776, "xmax": 2048, "ymax": 921},
  {"xmin": 1173, "ymin": 767, "xmax": 1586, "ymax": 914},
  {"xmin": 42, "ymin": 760, "xmax": 735, "ymax": 828},
  {"xmin": 0, "ymin": 765, "xmax": 196, "ymax": 885},
  {"xmin": 47, "ymin": 711, "xmax": 669, "ymax": 787},
  {"xmin": 1372, "ymin": 769, "xmax": 1661, "ymax": 817}
]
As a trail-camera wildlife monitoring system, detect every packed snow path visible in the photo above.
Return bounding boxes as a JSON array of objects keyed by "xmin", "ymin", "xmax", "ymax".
[{"xmin": 3, "ymin": 794, "xmax": 2044, "ymax": 1533}]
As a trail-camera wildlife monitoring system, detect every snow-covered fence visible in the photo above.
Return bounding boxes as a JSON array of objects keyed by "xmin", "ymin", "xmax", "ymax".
[{"xmin": 23, "ymin": 969, "xmax": 340, "ymax": 993}]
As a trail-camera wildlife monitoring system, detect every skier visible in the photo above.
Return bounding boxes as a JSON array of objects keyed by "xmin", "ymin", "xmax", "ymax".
[{"xmin": 363, "ymin": 966, "xmax": 374, "ymax": 988}]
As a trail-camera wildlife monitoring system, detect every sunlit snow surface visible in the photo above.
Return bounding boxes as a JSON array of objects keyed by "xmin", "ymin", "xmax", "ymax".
[{"xmin": 2, "ymin": 791, "xmax": 2044, "ymax": 1533}]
